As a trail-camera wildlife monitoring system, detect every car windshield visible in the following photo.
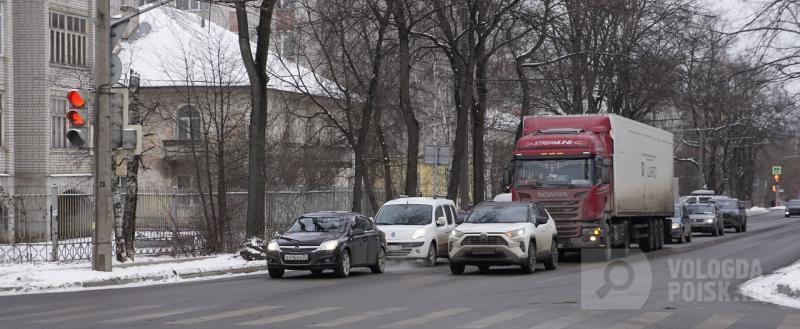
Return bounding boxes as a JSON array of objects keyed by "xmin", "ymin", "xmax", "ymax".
[
  {"xmin": 285, "ymin": 216, "xmax": 347, "ymax": 233},
  {"xmin": 374, "ymin": 204, "xmax": 432, "ymax": 225},
  {"xmin": 514, "ymin": 159, "xmax": 594, "ymax": 188},
  {"xmin": 466, "ymin": 204, "xmax": 529, "ymax": 223},
  {"xmin": 687, "ymin": 205, "xmax": 714, "ymax": 215},
  {"xmin": 715, "ymin": 199, "xmax": 738, "ymax": 209}
]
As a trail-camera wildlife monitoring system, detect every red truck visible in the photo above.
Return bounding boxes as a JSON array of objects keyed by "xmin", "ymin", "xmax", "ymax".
[{"xmin": 503, "ymin": 114, "xmax": 674, "ymax": 260}]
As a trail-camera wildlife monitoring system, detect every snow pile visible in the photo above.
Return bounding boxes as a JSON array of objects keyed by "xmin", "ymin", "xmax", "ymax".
[
  {"xmin": 239, "ymin": 237, "xmax": 267, "ymax": 261},
  {"xmin": 0, "ymin": 254, "xmax": 265, "ymax": 295},
  {"xmin": 746, "ymin": 207, "xmax": 770, "ymax": 216},
  {"xmin": 771, "ymin": 206, "xmax": 787, "ymax": 210},
  {"xmin": 116, "ymin": 5, "xmax": 337, "ymax": 97},
  {"xmin": 740, "ymin": 260, "xmax": 800, "ymax": 309}
]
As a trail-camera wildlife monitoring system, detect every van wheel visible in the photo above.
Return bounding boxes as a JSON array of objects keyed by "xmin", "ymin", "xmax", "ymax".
[
  {"xmin": 449, "ymin": 261, "xmax": 465, "ymax": 274},
  {"xmin": 521, "ymin": 243, "xmax": 536, "ymax": 274},
  {"xmin": 544, "ymin": 240, "xmax": 558, "ymax": 270},
  {"xmin": 423, "ymin": 244, "xmax": 437, "ymax": 267}
]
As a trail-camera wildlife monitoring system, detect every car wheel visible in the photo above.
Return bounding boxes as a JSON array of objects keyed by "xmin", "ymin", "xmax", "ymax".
[
  {"xmin": 676, "ymin": 231, "xmax": 685, "ymax": 244},
  {"xmin": 370, "ymin": 248, "xmax": 386, "ymax": 274},
  {"xmin": 334, "ymin": 250, "xmax": 351, "ymax": 278},
  {"xmin": 521, "ymin": 242, "xmax": 536, "ymax": 274},
  {"xmin": 735, "ymin": 220, "xmax": 742, "ymax": 233},
  {"xmin": 686, "ymin": 229, "xmax": 692, "ymax": 242},
  {"xmin": 310, "ymin": 269, "xmax": 323, "ymax": 275},
  {"xmin": 423, "ymin": 244, "xmax": 437, "ymax": 267},
  {"xmin": 268, "ymin": 267, "xmax": 285, "ymax": 279},
  {"xmin": 742, "ymin": 220, "xmax": 747, "ymax": 232},
  {"xmin": 544, "ymin": 240, "xmax": 558, "ymax": 270},
  {"xmin": 711, "ymin": 223, "xmax": 719, "ymax": 236},
  {"xmin": 449, "ymin": 260, "xmax": 465, "ymax": 275},
  {"xmin": 719, "ymin": 221, "xmax": 725, "ymax": 236}
]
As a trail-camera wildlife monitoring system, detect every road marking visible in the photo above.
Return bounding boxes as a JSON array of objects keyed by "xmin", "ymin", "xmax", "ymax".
[
  {"xmin": 692, "ymin": 314, "xmax": 739, "ymax": 329},
  {"xmin": 456, "ymin": 308, "xmax": 536, "ymax": 328},
  {"xmin": 168, "ymin": 305, "xmax": 284, "ymax": 324},
  {"xmin": 237, "ymin": 307, "xmax": 342, "ymax": 326},
  {"xmin": 778, "ymin": 315, "xmax": 800, "ymax": 329},
  {"xmin": 98, "ymin": 307, "xmax": 202, "ymax": 323},
  {"xmin": 309, "ymin": 307, "xmax": 407, "ymax": 327},
  {"xmin": 608, "ymin": 312, "xmax": 672, "ymax": 329},
  {"xmin": 530, "ymin": 310, "xmax": 603, "ymax": 329},
  {"xmin": 380, "ymin": 308, "xmax": 471, "ymax": 328},
  {"xmin": 34, "ymin": 305, "xmax": 158, "ymax": 323},
  {"xmin": 0, "ymin": 305, "xmax": 94, "ymax": 321}
]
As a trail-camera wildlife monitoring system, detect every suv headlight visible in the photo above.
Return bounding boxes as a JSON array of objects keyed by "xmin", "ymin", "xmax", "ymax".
[
  {"xmin": 267, "ymin": 240, "xmax": 280, "ymax": 251},
  {"xmin": 318, "ymin": 240, "xmax": 339, "ymax": 251},
  {"xmin": 451, "ymin": 230, "xmax": 464, "ymax": 239},
  {"xmin": 412, "ymin": 228, "xmax": 426, "ymax": 240},
  {"xmin": 505, "ymin": 228, "xmax": 525, "ymax": 239}
]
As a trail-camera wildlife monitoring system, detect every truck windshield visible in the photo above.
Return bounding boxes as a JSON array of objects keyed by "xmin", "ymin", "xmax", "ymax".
[
  {"xmin": 374, "ymin": 204, "xmax": 432, "ymax": 225},
  {"xmin": 514, "ymin": 159, "xmax": 594, "ymax": 188}
]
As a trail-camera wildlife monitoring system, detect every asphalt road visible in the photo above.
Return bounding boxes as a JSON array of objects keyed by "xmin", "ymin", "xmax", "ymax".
[{"xmin": 2, "ymin": 210, "xmax": 799, "ymax": 329}]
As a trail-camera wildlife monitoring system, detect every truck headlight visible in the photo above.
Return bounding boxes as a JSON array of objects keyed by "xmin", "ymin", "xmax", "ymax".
[
  {"xmin": 318, "ymin": 240, "xmax": 339, "ymax": 251},
  {"xmin": 671, "ymin": 223, "xmax": 680, "ymax": 229},
  {"xmin": 505, "ymin": 228, "xmax": 525, "ymax": 239},
  {"xmin": 267, "ymin": 240, "xmax": 280, "ymax": 251},
  {"xmin": 412, "ymin": 228, "xmax": 426, "ymax": 240},
  {"xmin": 451, "ymin": 230, "xmax": 464, "ymax": 239}
]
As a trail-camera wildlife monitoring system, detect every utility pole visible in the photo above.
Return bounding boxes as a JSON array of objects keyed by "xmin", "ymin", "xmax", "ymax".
[{"xmin": 93, "ymin": 0, "xmax": 113, "ymax": 271}]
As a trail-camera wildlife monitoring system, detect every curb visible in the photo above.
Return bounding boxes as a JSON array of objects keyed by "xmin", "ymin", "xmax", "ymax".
[{"xmin": 0, "ymin": 265, "xmax": 268, "ymax": 293}]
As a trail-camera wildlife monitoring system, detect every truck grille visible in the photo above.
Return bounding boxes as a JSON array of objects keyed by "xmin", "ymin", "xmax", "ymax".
[
  {"xmin": 461, "ymin": 236, "xmax": 507, "ymax": 246},
  {"xmin": 555, "ymin": 221, "xmax": 581, "ymax": 238},
  {"xmin": 539, "ymin": 199, "xmax": 581, "ymax": 221}
]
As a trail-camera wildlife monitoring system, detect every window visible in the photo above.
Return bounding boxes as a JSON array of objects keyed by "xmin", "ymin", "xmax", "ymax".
[
  {"xmin": 50, "ymin": 12, "xmax": 87, "ymax": 66},
  {"xmin": 176, "ymin": 0, "xmax": 207, "ymax": 10},
  {"xmin": 50, "ymin": 98, "xmax": 69, "ymax": 148},
  {"xmin": 357, "ymin": 217, "xmax": 374, "ymax": 231},
  {"xmin": 176, "ymin": 175, "xmax": 193, "ymax": 190},
  {"xmin": 0, "ymin": 1, "xmax": 4, "ymax": 56},
  {"xmin": 435, "ymin": 206, "xmax": 445, "ymax": 226},
  {"xmin": 444, "ymin": 205, "xmax": 454, "ymax": 225},
  {"xmin": 137, "ymin": 0, "xmax": 157, "ymax": 6},
  {"xmin": 0, "ymin": 93, "xmax": 3, "ymax": 145},
  {"xmin": 176, "ymin": 105, "xmax": 200, "ymax": 140}
]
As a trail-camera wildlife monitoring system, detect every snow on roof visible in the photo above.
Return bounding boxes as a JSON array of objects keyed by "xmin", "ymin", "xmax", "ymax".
[{"xmin": 116, "ymin": 6, "xmax": 333, "ymax": 97}]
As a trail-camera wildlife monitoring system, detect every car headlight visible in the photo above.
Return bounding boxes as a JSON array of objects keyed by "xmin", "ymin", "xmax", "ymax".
[
  {"xmin": 318, "ymin": 240, "xmax": 339, "ymax": 251},
  {"xmin": 267, "ymin": 240, "xmax": 280, "ymax": 251},
  {"xmin": 505, "ymin": 228, "xmax": 525, "ymax": 239},
  {"xmin": 412, "ymin": 228, "xmax": 426, "ymax": 240},
  {"xmin": 671, "ymin": 223, "xmax": 680, "ymax": 229},
  {"xmin": 704, "ymin": 219, "xmax": 714, "ymax": 223},
  {"xmin": 451, "ymin": 230, "xmax": 464, "ymax": 239}
]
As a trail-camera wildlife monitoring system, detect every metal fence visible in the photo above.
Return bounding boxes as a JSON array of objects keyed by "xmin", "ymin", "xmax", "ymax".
[{"xmin": 0, "ymin": 187, "xmax": 376, "ymax": 263}]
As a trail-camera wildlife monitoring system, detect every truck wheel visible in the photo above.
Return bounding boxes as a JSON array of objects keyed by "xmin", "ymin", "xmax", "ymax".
[
  {"xmin": 639, "ymin": 222, "xmax": 655, "ymax": 252},
  {"xmin": 613, "ymin": 221, "xmax": 630, "ymax": 258},
  {"xmin": 449, "ymin": 261, "xmax": 465, "ymax": 275},
  {"xmin": 656, "ymin": 222, "xmax": 664, "ymax": 250},
  {"xmin": 544, "ymin": 240, "xmax": 558, "ymax": 270},
  {"xmin": 521, "ymin": 243, "xmax": 536, "ymax": 274}
]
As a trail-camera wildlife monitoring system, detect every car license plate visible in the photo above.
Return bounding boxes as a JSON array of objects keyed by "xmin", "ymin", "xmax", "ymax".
[
  {"xmin": 472, "ymin": 248, "xmax": 494, "ymax": 255},
  {"xmin": 284, "ymin": 254, "xmax": 308, "ymax": 261},
  {"xmin": 388, "ymin": 244, "xmax": 402, "ymax": 251}
]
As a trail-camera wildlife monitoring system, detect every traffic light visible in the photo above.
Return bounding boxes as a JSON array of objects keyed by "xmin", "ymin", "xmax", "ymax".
[
  {"xmin": 772, "ymin": 185, "xmax": 778, "ymax": 192},
  {"xmin": 65, "ymin": 89, "xmax": 90, "ymax": 147},
  {"xmin": 774, "ymin": 174, "xmax": 781, "ymax": 183}
]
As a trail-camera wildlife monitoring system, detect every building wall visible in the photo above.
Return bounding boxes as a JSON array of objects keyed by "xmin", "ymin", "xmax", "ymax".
[{"xmin": 0, "ymin": 0, "xmax": 15, "ymax": 192}]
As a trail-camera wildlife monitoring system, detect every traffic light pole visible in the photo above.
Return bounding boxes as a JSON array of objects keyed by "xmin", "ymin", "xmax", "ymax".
[{"xmin": 93, "ymin": 0, "xmax": 113, "ymax": 271}]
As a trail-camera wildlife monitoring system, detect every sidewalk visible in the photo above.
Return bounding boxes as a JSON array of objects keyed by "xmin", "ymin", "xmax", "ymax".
[
  {"xmin": 0, "ymin": 254, "xmax": 266, "ymax": 295},
  {"xmin": 740, "ymin": 260, "xmax": 800, "ymax": 309}
]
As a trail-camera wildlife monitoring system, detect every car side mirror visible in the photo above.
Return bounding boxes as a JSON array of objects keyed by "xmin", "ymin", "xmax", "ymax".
[
  {"xmin": 455, "ymin": 217, "xmax": 464, "ymax": 225},
  {"xmin": 436, "ymin": 216, "xmax": 447, "ymax": 226},
  {"xmin": 535, "ymin": 216, "xmax": 548, "ymax": 226},
  {"xmin": 352, "ymin": 228, "xmax": 365, "ymax": 236}
]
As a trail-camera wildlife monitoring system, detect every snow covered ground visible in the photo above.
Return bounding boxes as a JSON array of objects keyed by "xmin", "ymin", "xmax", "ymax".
[
  {"xmin": 746, "ymin": 207, "xmax": 770, "ymax": 216},
  {"xmin": 740, "ymin": 260, "xmax": 800, "ymax": 309},
  {"xmin": 0, "ymin": 254, "xmax": 266, "ymax": 295}
]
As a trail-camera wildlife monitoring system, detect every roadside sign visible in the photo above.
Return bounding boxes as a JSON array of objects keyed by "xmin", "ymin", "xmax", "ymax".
[
  {"xmin": 424, "ymin": 145, "xmax": 451, "ymax": 165},
  {"xmin": 772, "ymin": 166, "xmax": 782, "ymax": 175}
]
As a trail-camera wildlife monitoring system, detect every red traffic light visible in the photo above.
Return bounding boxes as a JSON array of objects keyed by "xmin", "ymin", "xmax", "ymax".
[
  {"xmin": 67, "ymin": 89, "xmax": 87, "ymax": 108},
  {"xmin": 774, "ymin": 174, "xmax": 781, "ymax": 183},
  {"xmin": 66, "ymin": 110, "xmax": 86, "ymax": 127}
]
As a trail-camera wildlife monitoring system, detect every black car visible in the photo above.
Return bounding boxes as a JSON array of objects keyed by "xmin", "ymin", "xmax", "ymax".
[
  {"xmin": 786, "ymin": 199, "xmax": 800, "ymax": 217},
  {"xmin": 712, "ymin": 197, "xmax": 747, "ymax": 232},
  {"xmin": 266, "ymin": 212, "xmax": 387, "ymax": 278}
]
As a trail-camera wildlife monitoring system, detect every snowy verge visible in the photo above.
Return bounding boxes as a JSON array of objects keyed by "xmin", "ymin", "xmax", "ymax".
[
  {"xmin": 746, "ymin": 207, "xmax": 770, "ymax": 216},
  {"xmin": 740, "ymin": 260, "xmax": 800, "ymax": 309},
  {"xmin": 0, "ymin": 254, "xmax": 266, "ymax": 295},
  {"xmin": 771, "ymin": 206, "xmax": 787, "ymax": 210}
]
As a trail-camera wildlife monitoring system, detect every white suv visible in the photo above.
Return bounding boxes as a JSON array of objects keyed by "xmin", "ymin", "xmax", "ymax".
[
  {"xmin": 374, "ymin": 197, "xmax": 457, "ymax": 266},
  {"xmin": 448, "ymin": 201, "xmax": 558, "ymax": 274}
]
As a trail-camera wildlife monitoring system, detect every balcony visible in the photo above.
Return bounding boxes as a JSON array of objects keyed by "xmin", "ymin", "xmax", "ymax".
[{"xmin": 163, "ymin": 139, "xmax": 204, "ymax": 162}]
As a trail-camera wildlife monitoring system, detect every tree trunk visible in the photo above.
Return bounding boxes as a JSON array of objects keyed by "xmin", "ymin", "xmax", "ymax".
[
  {"xmin": 392, "ymin": 0, "xmax": 419, "ymax": 197},
  {"xmin": 472, "ymin": 46, "xmax": 489, "ymax": 205},
  {"xmin": 377, "ymin": 124, "xmax": 394, "ymax": 201},
  {"xmin": 514, "ymin": 57, "xmax": 531, "ymax": 141},
  {"xmin": 122, "ymin": 155, "xmax": 140, "ymax": 260}
]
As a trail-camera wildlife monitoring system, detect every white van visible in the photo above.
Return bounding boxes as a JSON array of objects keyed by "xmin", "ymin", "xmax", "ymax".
[{"xmin": 374, "ymin": 197, "xmax": 457, "ymax": 266}]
